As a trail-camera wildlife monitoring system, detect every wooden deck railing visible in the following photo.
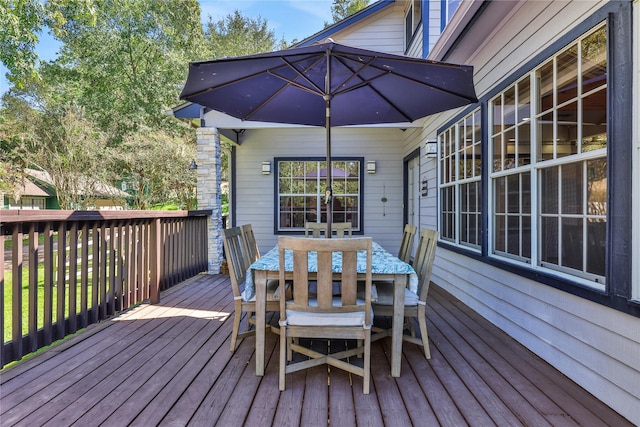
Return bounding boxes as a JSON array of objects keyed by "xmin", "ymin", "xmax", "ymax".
[{"xmin": 0, "ymin": 209, "xmax": 212, "ymax": 367}]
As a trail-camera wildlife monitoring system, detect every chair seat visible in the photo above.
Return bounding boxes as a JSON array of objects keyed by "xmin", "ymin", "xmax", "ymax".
[
  {"xmin": 372, "ymin": 282, "xmax": 419, "ymax": 306},
  {"xmin": 286, "ymin": 297, "xmax": 372, "ymax": 326}
]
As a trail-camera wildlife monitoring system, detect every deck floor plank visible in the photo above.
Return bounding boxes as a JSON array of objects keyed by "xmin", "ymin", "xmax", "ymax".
[
  {"xmin": 427, "ymin": 288, "xmax": 577, "ymax": 426},
  {"xmin": 430, "ymin": 286, "xmax": 630, "ymax": 427},
  {"xmin": 0, "ymin": 274, "xmax": 633, "ymax": 427}
]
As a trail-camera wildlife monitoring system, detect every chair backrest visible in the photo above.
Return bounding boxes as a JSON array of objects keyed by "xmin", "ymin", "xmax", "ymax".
[
  {"xmin": 412, "ymin": 228, "xmax": 438, "ymax": 301},
  {"xmin": 305, "ymin": 222, "xmax": 328, "ymax": 238},
  {"xmin": 331, "ymin": 222, "xmax": 353, "ymax": 238},
  {"xmin": 278, "ymin": 237, "xmax": 373, "ymax": 321},
  {"xmin": 240, "ymin": 224, "xmax": 260, "ymax": 263},
  {"xmin": 398, "ymin": 224, "xmax": 417, "ymax": 263},
  {"xmin": 222, "ymin": 226, "xmax": 249, "ymax": 298}
]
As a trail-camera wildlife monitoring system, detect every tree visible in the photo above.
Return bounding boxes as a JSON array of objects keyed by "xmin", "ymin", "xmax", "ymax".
[
  {"xmin": 203, "ymin": 10, "xmax": 286, "ymax": 59},
  {"xmin": 0, "ymin": 0, "xmax": 96, "ymax": 88},
  {"xmin": 25, "ymin": 105, "xmax": 117, "ymax": 209},
  {"xmin": 116, "ymin": 129, "xmax": 196, "ymax": 210},
  {"xmin": 43, "ymin": 0, "xmax": 204, "ymax": 141},
  {"xmin": 329, "ymin": 0, "xmax": 370, "ymax": 24}
]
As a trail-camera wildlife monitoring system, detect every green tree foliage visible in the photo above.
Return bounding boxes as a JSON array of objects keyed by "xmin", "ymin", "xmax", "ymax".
[
  {"xmin": 116, "ymin": 129, "xmax": 196, "ymax": 210},
  {"xmin": 203, "ymin": 9, "xmax": 286, "ymax": 58},
  {"xmin": 29, "ymin": 106, "xmax": 117, "ymax": 209},
  {"xmin": 330, "ymin": 0, "xmax": 370, "ymax": 24},
  {"xmin": 47, "ymin": 0, "xmax": 204, "ymax": 140},
  {"xmin": 0, "ymin": 0, "xmax": 96, "ymax": 87},
  {"xmin": 1, "ymin": 3, "xmax": 288, "ymax": 210}
]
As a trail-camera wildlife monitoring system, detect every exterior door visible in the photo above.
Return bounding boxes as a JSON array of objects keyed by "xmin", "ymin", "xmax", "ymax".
[{"xmin": 404, "ymin": 150, "xmax": 421, "ymax": 256}]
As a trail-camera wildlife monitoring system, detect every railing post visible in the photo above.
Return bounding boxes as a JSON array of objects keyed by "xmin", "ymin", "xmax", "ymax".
[{"xmin": 150, "ymin": 217, "xmax": 161, "ymax": 304}]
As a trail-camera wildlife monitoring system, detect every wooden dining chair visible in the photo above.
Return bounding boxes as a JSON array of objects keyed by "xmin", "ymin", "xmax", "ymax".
[
  {"xmin": 222, "ymin": 226, "xmax": 283, "ymax": 352},
  {"xmin": 398, "ymin": 224, "xmax": 417, "ymax": 263},
  {"xmin": 372, "ymin": 228, "xmax": 438, "ymax": 359},
  {"xmin": 240, "ymin": 223, "xmax": 259, "ymax": 263},
  {"xmin": 331, "ymin": 222, "xmax": 353, "ymax": 237},
  {"xmin": 304, "ymin": 221, "xmax": 328, "ymax": 238},
  {"xmin": 278, "ymin": 236, "xmax": 373, "ymax": 394}
]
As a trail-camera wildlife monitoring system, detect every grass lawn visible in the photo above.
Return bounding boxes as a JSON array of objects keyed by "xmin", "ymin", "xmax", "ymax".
[{"xmin": 3, "ymin": 265, "xmax": 93, "ymax": 343}]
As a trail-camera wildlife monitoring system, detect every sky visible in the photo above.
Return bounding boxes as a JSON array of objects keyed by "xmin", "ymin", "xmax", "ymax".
[{"xmin": 0, "ymin": 0, "xmax": 335, "ymax": 98}]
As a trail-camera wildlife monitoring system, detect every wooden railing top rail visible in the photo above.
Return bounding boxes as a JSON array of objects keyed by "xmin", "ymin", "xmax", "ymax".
[{"xmin": 0, "ymin": 209, "xmax": 213, "ymax": 225}]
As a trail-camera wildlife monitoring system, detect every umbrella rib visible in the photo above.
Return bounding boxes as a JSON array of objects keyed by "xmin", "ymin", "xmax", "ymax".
[
  {"xmin": 243, "ymin": 56, "xmax": 327, "ymax": 122},
  {"xmin": 347, "ymin": 55, "xmax": 477, "ymax": 102},
  {"xmin": 331, "ymin": 55, "xmax": 414, "ymax": 123}
]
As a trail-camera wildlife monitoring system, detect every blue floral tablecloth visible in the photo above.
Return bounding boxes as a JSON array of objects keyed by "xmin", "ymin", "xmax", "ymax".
[{"xmin": 243, "ymin": 242, "xmax": 417, "ymax": 301}]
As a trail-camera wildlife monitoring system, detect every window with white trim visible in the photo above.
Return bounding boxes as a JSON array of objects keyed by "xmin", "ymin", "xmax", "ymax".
[
  {"xmin": 489, "ymin": 24, "xmax": 607, "ymax": 287},
  {"xmin": 438, "ymin": 108, "xmax": 482, "ymax": 249},
  {"xmin": 276, "ymin": 159, "xmax": 362, "ymax": 232},
  {"xmin": 404, "ymin": 0, "xmax": 422, "ymax": 49}
]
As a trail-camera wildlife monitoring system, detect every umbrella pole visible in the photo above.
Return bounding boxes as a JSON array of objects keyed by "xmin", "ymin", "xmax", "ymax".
[
  {"xmin": 324, "ymin": 45, "xmax": 333, "ymax": 239},
  {"xmin": 325, "ymin": 95, "xmax": 332, "ymax": 238}
]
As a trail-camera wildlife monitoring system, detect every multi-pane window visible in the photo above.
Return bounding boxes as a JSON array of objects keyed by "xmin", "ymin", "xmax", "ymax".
[
  {"xmin": 404, "ymin": 0, "xmax": 422, "ymax": 48},
  {"xmin": 439, "ymin": 108, "xmax": 482, "ymax": 249},
  {"xmin": 277, "ymin": 159, "xmax": 361, "ymax": 232},
  {"xmin": 489, "ymin": 24, "xmax": 607, "ymax": 286},
  {"xmin": 442, "ymin": 0, "xmax": 461, "ymax": 29}
]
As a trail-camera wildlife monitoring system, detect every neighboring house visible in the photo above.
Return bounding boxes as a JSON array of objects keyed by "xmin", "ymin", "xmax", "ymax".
[
  {"xmin": 180, "ymin": 0, "xmax": 639, "ymax": 423},
  {"xmin": 1, "ymin": 177, "xmax": 55, "ymax": 209},
  {"xmin": 1, "ymin": 169, "xmax": 128, "ymax": 210}
]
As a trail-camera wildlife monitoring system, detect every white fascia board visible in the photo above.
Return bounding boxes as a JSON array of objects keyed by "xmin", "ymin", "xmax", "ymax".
[{"xmin": 202, "ymin": 109, "xmax": 422, "ymax": 130}]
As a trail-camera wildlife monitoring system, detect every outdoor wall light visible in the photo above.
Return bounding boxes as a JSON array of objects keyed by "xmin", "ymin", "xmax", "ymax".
[
  {"xmin": 425, "ymin": 140, "xmax": 438, "ymax": 158},
  {"xmin": 367, "ymin": 160, "xmax": 376, "ymax": 174},
  {"xmin": 262, "ymin": 161, "xmax": 271, "ymax": 175},
  {"xmin": 189, "ymin": 159, "xmax": 198, "ymax": 170}
]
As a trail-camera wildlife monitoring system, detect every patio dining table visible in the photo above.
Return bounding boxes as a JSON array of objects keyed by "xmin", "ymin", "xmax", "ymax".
[{"xmin": 245, "ymin": 241, "xmax": 418, "ymax": 378}]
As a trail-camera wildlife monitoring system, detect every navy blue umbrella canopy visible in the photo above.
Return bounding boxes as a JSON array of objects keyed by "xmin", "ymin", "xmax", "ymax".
[
  {"xmin": 180, "ymin": 41, "xmax": 477, "ymax": 235},
  {"xmin": 180, "ymin": 41, "xmax": 477, "ymax": 126}
]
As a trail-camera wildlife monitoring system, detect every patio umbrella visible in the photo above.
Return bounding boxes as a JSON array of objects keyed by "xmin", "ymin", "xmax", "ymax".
[{"xmin": 180, "ymin": 41, "xmax": 477, "ymax": 236}]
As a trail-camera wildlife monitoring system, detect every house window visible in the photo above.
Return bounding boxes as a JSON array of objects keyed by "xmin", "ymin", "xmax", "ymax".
[
  {"xmin": 488, "ymin": 24, "xmax": 607, "ymax": 287},
  {"xmin": 276, "ymin": 158, "xmax": 362, "ymax": 232},
  {"xmin": 404, "ymin": 0, "xmax": 422, "ymax": 49},
  {"xmin": 438, "ymin": 108, "xmax": 482, "ymax": 250},
  {"xmin": 441, "ymin": 0, "xmax": 461, "ymax": 30}
]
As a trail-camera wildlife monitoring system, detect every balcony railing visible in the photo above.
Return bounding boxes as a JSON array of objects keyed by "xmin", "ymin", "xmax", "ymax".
[{"xmin": 1, "ymin": 209, "xmax": 212, "ymax": 367}]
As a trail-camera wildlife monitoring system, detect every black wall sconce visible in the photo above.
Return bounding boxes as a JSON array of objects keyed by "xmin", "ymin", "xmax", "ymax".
[
  {"xmin": 189, "ymin": 159, "xmax": 198, "ymax": 170},
  {"xmin": 421, "ymin": 179, "xmax": 428, "ymax": 197}
]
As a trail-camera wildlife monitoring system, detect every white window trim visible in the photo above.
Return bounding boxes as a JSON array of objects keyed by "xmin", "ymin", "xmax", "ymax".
[
  {"xmin": 487, "ymin": 25, "xmax": 608, "ymax": 291},
  {"xmin": 437, "ymin": 108, "xmax": 482, "ymax": 252}
]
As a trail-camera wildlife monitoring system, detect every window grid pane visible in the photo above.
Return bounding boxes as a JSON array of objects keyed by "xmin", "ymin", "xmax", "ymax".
[
  {"xmin": 438, "ymin": 108, "xmax": 482, "ymax": 249},
  {"xmin": 277, "ymin": 160, "xmax": 361, "ymax": 231},
  {"xmin": 487, "ymin": 22, "xmax": 607, "ymax": 285}
]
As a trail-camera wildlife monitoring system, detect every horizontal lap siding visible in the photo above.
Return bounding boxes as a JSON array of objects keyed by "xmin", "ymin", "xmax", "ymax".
[
  {"xmin": 332, "ymin": 4, "xmax": 405, "ymax": 55},
  {"xmin": 234, "ymin": 127, "xmax": 406, "ymax": 255},
  {"xmin": 419, "ymin": 0, "xmax": 639, "ymax": 424}
]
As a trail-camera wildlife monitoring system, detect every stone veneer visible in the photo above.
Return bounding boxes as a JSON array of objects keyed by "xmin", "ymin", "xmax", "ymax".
[{"xmin": 195, "ymin": 127, "xmax": 223, "ymax": 274}]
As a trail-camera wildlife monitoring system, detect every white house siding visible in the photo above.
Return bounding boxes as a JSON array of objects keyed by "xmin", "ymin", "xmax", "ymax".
[
  {"xmin": 414, "ymin": 1, "xmax": 640, "ymax": 423},
  {"xmin": 328, "ymin": 3, "xmax": 406, "ymax": 54},
  {"xmin": 232, "ymin": 127, "xmax": 409, "ymax": 256}
]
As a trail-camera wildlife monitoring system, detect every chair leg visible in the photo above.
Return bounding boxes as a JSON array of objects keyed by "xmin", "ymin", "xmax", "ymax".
[
  {"xmin": 417, "ymin": 306, "xmax": 430, "ymax": 359},
  {"xmin": 407, "ymin": 316, "xmax": 416, "ymax": 337},
  {"xmin": 230, "ymin": 304, "xmax": 242, "ymax": 352},
  {"xmin": 279, "ymin": 326, "xmax": 287, "ymax": 391},
  {"xmin": 363, "ymin": 332, "xmax": 371, "ymax": 394}
]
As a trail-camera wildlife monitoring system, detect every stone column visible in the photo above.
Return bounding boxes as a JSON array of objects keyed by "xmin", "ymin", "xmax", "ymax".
[{"xmin": 196, "ymin": 127, "xmax": 223, "ymax": 274}]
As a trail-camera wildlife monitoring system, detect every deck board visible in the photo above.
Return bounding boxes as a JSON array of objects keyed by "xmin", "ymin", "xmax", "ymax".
[{"xmin": 0, "ymin": 274, "xmax": 633, "ymax": 427}]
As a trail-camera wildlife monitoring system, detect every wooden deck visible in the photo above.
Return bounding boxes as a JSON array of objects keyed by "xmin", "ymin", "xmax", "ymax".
[{"xmin": 0, "ymin": 274, "xmax": 632, "ymax": 427}]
